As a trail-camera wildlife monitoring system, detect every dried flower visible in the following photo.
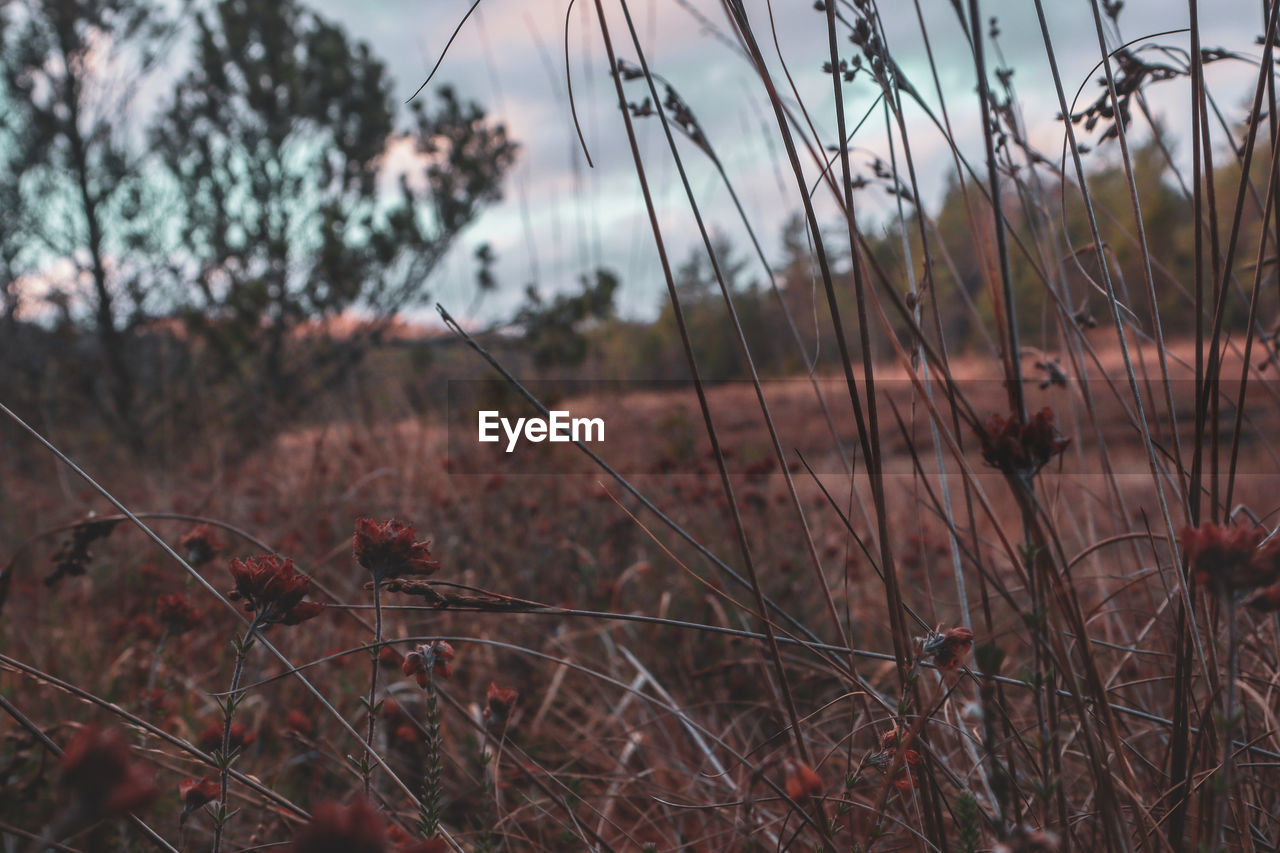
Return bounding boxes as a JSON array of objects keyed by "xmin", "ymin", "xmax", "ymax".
[
  {"xmin": 60, "ymin": 725, "xmax": 158, "ymax": 822},
  {"xmin": 180, "ymin": 524, "xmax": 225, "ymax": 567},
  {"xmin": 484, "ymin": 683, "xmax": 519, "ymax": 730},
  {"xmin": 228, "ymin": 554, "xmax": 325, "ymax": 626},
  {"xmin": 782, "ymin": 758, "xmax": 823, "ymax": 800},
  {"xmin": 402, "ymin": 641, "xmax": 455, "ymax": 687},
  {"xmin": 922, "ymin": 626, "xmax": 975, "ymax": 671},
  {"xmin": 353, "ymin": 518, "xmax": 440, "ymax": 583},
  {"xmin": 1180, "ymin": 521, "xmax": 1280, "ymax": 597},
  {"xmin": 178, "ymin": 776, "xmax": 220, "ymax": 815},
  {"xmin": 157, "ymin": 592, "xmax": 203, "ymax": 634},
  {"xmin": 978, "ymin": 408, "xmax": 1070, "ymax": 478}
]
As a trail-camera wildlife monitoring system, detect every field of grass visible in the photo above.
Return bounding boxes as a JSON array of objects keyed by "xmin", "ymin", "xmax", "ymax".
[{"xmin": 6, "ymin": 0, "xmax": 1280, "ymax": 851}]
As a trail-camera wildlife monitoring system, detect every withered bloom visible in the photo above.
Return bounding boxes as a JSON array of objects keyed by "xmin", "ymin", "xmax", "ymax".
[
  {"xmin": 922, "ymin": 626, "xmax": 975, "ymax": 671},
  {"xmin": 228, "ymin": 554, "xmax": 324, "ymax": 626},
  {"xmin": 484, "ymin": 683, "xmax": 519, "ymax": 730},
  {"xmin": 60, "ymin": 725, "xmax": 158, "ymax": 823},
  {"xmin": 978, "ymin": 408, "xmax": 1070, "ymax": 479},
  {"xmin": 353, "ymin": 518, "xmax": 440, "ymax": 583},
  {"xmin": 1180, "ymin": 521, "xmax": 1280, "ymax": 598}
]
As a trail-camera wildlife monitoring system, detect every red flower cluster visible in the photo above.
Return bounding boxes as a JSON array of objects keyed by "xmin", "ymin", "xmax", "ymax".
[
  {"xmin": 60, "ymin": 725, "xmax": 158, "ymax": 822},
  {"xmin": 922, "ymin": 626, "xmax": 975, "ymax": 671},
  {"xmin": 483, "ymin": 683, "xmax": 519, "ymax": 730},
  {"xmin": 402, "ymin": 641, "xmax": 455, "ymax": 687},
  {"xmin": 179, "ymin": 524, "xmax": 225, "ymax": 567},
  {"xmin": 978, "ymin": 408, "xmax": 1070, "ymax": 478},
  {"xmin": 228, "ymin": 554, "xmax": 325, "ymax": 626},
  {"xmin": 354, "ymin": 518, "xmax": 440, "ymax": 583},
  {"xmin": 288, "ymin": 798, "xmax": 445, "ymax": 853},
  {"xmin": 1180, "ymin": 521, "xmax": 1280, "ymax": 605},
  {"xmin": 156, "ymin": 592, "xmax": 203, "ymax": 634}
]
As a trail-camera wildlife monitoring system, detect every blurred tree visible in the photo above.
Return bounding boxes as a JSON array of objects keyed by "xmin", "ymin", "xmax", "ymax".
[
  {"xmin": 0, "ymin": 0, "xmax": 177, "ymax": 443},
  {"xmin": 150, "ymin": 0, "xmax": 517, "ymax": 418},
  {"xmin": 515, "ymin": 268, "xmax": 619, "ymax": 369}
]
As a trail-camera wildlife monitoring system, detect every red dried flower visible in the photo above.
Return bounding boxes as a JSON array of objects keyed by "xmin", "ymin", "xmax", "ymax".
[
  {"xmin": 178, "ymin": 776, "xmax": 220, "ymax": 815},
  {"xmin": 228, "ymin": 554, "xmax": 325, "ymax": 626},
  {"xmin": 483, "ymin": 683, "xmax": 519, "ymax": 730},
  {"xmin": 782, "ymin": 758, "xmax": 823, "ymax": 800},
  {"xmin": 157, "ymin": 592, "xmax": 203, "ymax": 634},
  {"xmin": 1180, "ymin": 522, "xmax": 1280, "ymax": 596},
  {"xmin": 353, "ymin": 518, "xmax": 440, "ymax": 583},
  {"xmin": 401, "ymin": 641, "xmax": 455, "ymax": 687},
  {"xmin": 923, "ymin": 626, "xmax": 975, "ymax": 671},
  {"xmin": 60, "ymin": 725, "xmax": 158, "ymax": 822},
  {"xmin": 978, "ymin": 408, "xmax": 1070, "ymax": 478},
  {"xmin": 180, "ymin": 524, "xmax": 225, "ymax": 567}
]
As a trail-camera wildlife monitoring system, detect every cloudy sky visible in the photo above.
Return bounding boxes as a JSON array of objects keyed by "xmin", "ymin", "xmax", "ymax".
[{"xmin": 300, "ymin": 0, "xmax": 1264, "ymax": 325}]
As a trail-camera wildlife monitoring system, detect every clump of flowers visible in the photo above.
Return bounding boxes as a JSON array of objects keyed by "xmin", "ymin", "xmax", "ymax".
[
  {"xmin": 354, "ymin": 518, "xmax": 440, "ymax": 583},
  {"xmin": 180, "ymin": 524, "xmax": 225, "ymax": 567},
  {"xmin": 157, "ymin": 592, "xmax": 204, "ymax": 634},
  {"xmin": 288, "ymin": 797, "xmax": 444, "ymax": 853},
  {"xmin": 1179, "ymin": 521, "xmax": 1280, "ymax": 599},
  {"xmin": 978, "ymin": 408, "xmax": 1070, "ymax": 479},
  {"xmin": 922, "ymin": 626, "xmax": 975, "ymax": 671},
  {"xmin": 59, "ymin": 725, "xmax": 158, "ymax": 826},
  {"xmin": 227, "ymin": 555, "xmax": 324, "ymax": 626}
]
